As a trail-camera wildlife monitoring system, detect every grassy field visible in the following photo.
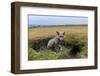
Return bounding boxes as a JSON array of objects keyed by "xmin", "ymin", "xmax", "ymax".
[{"xmin": 28, "ymin": 25, "xmax": 88, "ymax": 60}]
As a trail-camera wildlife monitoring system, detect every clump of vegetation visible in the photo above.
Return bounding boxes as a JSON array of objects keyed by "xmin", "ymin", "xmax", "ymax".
[
  {"xmin": 28, "ymin": 33, "xmax": 87, "ymax": 60},
  {"xmin": 63, "ymin": 34, "xmax": 87, "ymax": 58},
  {"xmin": 29, "ymin": 37, "xmax": 53, "ymax": 51},
  {"xmin": 28, "ymin": 46, "xmax": 70, "ymax": 60}
]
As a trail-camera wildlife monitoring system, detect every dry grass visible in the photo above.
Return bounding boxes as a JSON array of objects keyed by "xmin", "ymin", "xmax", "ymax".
[
  {"xmin": 28, "ymin": 25, "xmax": 88, "ymax": 60},
  {"xmin": 28, "ymin": 26, "xmax": 87, "ymax": 40}
]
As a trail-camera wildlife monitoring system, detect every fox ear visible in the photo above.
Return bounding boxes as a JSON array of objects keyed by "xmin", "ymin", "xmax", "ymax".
[
  {"xmin": 63, "ymin": 32, "xmax": 65, "ymax": 35},
  {"xmin": 56, "ymin": 31, "xmax": 59, "ymax": 35}
]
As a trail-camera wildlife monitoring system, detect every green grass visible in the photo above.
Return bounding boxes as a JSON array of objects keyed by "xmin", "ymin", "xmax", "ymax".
[
  {"xmin": 28, "ymin": 33, "xmax": 87, "ymax": 60},
  {"xmin": 28, "ymin": 46, "xmax": 70, "ymax": 60}
]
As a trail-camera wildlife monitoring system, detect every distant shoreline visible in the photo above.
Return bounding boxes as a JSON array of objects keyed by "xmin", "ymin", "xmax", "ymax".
[{"xmin": 28, "ymin": 24, "xmax": 87, "ymax": 28}]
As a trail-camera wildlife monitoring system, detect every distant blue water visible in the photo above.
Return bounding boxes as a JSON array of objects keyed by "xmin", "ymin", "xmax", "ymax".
[{"xmin": 28, "ymin": 15, "xmax": 88, "ymax": 27}]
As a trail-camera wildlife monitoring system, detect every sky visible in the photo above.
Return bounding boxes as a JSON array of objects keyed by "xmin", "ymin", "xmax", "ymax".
[{"xmin": 28, "ymin": 15, "xmax": 88, "ymax": 27}]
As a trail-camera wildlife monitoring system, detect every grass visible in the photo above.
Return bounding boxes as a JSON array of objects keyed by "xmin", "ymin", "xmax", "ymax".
[
  {"xmin": 28, "ymin": 26, "xmax": 87, "ymax": 40},
  {"xmin": 28, "ymin": 25, "xmax": 88, "ymax": 60},
  {"xmin": 28, "ymin": 46, "xmax": 70, "ymax": 60}
]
